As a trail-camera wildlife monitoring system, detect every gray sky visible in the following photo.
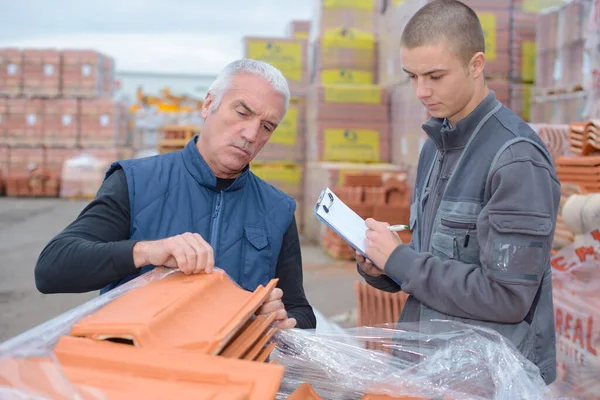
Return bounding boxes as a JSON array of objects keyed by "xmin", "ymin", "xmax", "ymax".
[{"xmin": 0, "ymin": 0, "xmax": 314, "ymax": 74}]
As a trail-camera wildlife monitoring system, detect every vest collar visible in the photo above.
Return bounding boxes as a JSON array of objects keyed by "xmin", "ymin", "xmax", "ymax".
[
  {"xmin": 421, "ymin": 91, "xmax": 499, "ymax": 151},
  {"xmin": 182, "ymin": 136, "xmax": 249, "ymax": 191}
]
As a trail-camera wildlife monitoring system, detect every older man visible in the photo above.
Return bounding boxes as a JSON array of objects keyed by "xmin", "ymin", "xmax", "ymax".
[{"xmin": 35, "ymin": 59, "xmax": 316, "ymax": 330}]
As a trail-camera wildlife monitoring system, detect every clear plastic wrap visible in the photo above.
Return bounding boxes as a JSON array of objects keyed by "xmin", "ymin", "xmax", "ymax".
[
  {"xmin": 272, "ymin": 320, "xmax": 554, "ymax": 400},
  {"xmin": 0, "ymin": 267, "xmax": 176, "ymax": 399},
  {"xmin": 549, "ymin": 229, "xmax": 600, "ymax": 399},
  {"xmin": 59, "ymin": 152, "xmax": 110, "ymax": 198}
]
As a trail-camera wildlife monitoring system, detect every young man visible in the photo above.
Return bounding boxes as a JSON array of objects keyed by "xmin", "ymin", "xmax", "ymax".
[
  {"xmin": 355, "ymin": 0, "xmax": 560, "ymax": 384},
  {"xmin": 35, "ymin": 59, "xmax": 316, "ymax": 331}
]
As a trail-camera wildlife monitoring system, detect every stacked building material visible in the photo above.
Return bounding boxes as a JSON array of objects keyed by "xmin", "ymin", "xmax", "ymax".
[
  {"xmin": 531, "ymin": 0, "xmax": 590, "ymax": 124},
  {"xmin": 320, "ymin": 172, "xmax": 412, "ymax": 258},
  {"xmin": 253, "ymin": 98, "xmax": 306, "ymax": 164},
  {"xmin": 389, "ymin": 83, "xmax": 429, "ymax": 169},
  {"xmin": 251, "ymin": 163, "xmax": 305, "ymax": 233},
  {"xmin": 306, "ymin": 84, "xmax": 390, "ymax": 164},
  {"xmin": 303, "ymin": 1, "xmax": 397, "ymax": 247},
  {"xmin": 354, "ymin": 280, "xmax": 409, "ymax": 329},
  {"xmin": 244, "ymin": 36, "xmax": 309, "ymax": 223},
  {"xmin": 0, "ymin": 49, "xmax": 23, "ymax": 97},
  {"xmin": 0, "ymin": 47, "xmax": 126, "ymax": 198},
  {"xmin": 304, "ymin": 162, "xmax": 406, "ymax": 241},
  {"xmin": 286, "ymin": 20, "xmax": 312, "ymax": 39},
  {"xmin": 21, "ymin": 49, "xmax": 61, "ymax": 98},
  {"xmin": 243, "ymin": 37, "xmax": 309, "ymax": 98},
  {"xmin": 0, "ymin": 270, "xmax": 286, "ymax": 399},
  {"xmin": 61, "ymin": 50, "xmax": 114, "ymax": 99},
  {"xmin": 529, "ymin": 123, "xmax": 571, "ymax": 159}
]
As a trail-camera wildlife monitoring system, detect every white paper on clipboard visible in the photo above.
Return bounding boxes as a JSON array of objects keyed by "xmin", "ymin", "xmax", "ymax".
[{"xmin": 313, "ymin": 187, "xmax": 377, "ymax": 266}]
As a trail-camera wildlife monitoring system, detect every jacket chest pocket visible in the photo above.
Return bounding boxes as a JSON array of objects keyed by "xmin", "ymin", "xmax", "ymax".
[
  {"xmin": 431, "ymin": 216, "xmax": 480, "ymax": 264},
  {"xmin": 241, "ymin": 226, "xmax": 273, "ymax": 290}
]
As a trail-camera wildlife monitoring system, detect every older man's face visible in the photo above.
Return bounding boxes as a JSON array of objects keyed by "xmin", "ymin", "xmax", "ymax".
[{"xmin": 200, "ymin": 73, "xmax": 286, "ymax": 178}]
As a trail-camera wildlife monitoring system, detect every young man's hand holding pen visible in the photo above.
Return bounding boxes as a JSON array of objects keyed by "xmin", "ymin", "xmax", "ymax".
[{"xmin": 352, "ymin": 218, "xmax": 405, "ymax": 276}]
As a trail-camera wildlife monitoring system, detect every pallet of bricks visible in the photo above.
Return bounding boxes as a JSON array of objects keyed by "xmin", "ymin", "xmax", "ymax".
[
  {"xmin": 530, "ymin": 0, "xmax": 591, "ymax": 124},
  {"xmin": 303, "ymin": 0, "xmax": 410, "ymax": 247},
  {"xmin": 243, "ymin": 20, "xmax": 310, "ymax": 233},
  {"xmin": 0, "ymin": 48, "xmax": 130, "ymax": 198}
]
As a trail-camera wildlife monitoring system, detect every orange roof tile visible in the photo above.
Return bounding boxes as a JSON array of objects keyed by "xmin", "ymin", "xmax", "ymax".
[
  {"xmin": 69, "ymin": 270, "xmax": 278, "ymax": 355},
  {"xmin": 0, "ymin": 335, "xmax": 285, "ymax": 400}
]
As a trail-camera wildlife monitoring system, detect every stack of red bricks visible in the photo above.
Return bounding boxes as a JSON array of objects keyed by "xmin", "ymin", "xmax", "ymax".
[
  {"xmin": 0, "ymin": 48, "xmax": 129, "ymax": 197},
  {"xmin": 321, "ymin": 172, "xmax": 412, "ymax": 260}
]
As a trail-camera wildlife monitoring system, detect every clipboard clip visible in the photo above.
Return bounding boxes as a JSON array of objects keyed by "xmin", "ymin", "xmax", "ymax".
[{"xmin": 316, "ymin": 189, "xmax": 335, "ymax": 213}]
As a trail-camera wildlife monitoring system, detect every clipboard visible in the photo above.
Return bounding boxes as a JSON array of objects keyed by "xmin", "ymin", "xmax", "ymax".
[{"xmin": 313, "ymin": 187, "xmax": 381, "ymax": 269}]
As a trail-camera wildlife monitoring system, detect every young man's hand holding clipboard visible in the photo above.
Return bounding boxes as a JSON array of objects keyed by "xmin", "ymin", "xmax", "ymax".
[{"xmin": 353, "ymin": 218, "xmax": 404, "ymax": 277}]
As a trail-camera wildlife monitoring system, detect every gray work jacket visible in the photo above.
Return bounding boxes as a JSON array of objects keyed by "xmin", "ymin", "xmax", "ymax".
[{"xmin": 360, "ymin": 91, "xmax": 561, "ymax": 384}]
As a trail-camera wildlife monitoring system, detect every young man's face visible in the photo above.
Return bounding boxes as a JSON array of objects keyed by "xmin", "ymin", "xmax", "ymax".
[{"xmin": 400, "ymin": 40, "xmax": 478, "ymax": 125}]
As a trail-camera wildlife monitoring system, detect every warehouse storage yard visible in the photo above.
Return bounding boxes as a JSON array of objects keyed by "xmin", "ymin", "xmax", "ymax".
[{"xmin": 1, "ymin": 0, "xmax": 599, "ymax": 398}]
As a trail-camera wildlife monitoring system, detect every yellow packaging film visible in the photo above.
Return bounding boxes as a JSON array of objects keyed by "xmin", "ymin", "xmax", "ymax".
[
  {"xmin": 522, "ymin": 41, "xmax": 536, "ymax": 82},
  {"xmin": 323, "ymin": 84, "xmax": 382, "ymax": 104},
  {"xmin": 321, "ymin": 69, "xmax": 374, "ymax": 84},
  {"xmin": 246, "ymin": 40, "xmax": 303, "ymax": 81},
  {"xmin": 522, "ymin": 0, "xmax": 566, "ymax": 12},
  {"xmin": 477, "ymin": 13, "xmax": 496, "ymax": 61},
  {"xmin": 322, "ymin": 0, "xmax": 374, "ymax": 11},
  {"xmin": 321, "ymin": 27, "xmax": 375, "ymax": 51},
  {"xmin": 252, "ymin": 164, "xmax": 302, "ymax": 184},
  {"xmin": 393, "ymin": 0, "xmax": 405, "ymax": 4},
  {"xmin": 323, "ymin": 128, "xmax": 380, "ymax": 162},
  {"xmin": 293, "ymin": 31, "xmax": 309, "ymax": 39},
  {"xmin": 270, "ymin": 105, "xmax": 298, "ymax": 146}
]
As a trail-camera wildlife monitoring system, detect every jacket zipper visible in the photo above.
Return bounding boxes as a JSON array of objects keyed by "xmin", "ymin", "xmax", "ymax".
[
  {"xmin": 423, "ymin": 152, "xmax": 445, "ymax": 252},
  {"xmin": 440, "ymin": 218, "xmax": 476, "ymax": 248},
  {"xmin": 210, "ymin": 192, "xmax": 223, "ymax": 259}
]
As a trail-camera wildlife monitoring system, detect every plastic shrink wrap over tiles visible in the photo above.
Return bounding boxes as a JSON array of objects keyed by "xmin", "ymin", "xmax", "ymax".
[
  {"xmin": 273, "ymin": 320, "xmax": 554, "ymax": 399},
  {"xmin": 0, "ymin": 267, "xmax": 557, "ymax": 400}
]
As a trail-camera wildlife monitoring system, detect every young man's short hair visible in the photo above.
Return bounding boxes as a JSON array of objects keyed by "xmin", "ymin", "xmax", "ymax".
[{"xmin": 401, "ymin": 0, "xmax": 485, "ymax": 66}]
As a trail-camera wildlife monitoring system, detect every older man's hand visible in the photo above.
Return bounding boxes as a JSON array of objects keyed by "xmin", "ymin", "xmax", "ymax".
[
  {"xmin": 133, "ymin": 232, "xmax": 215, "ymax": 274},
  {"xmin": 364, "ymin": 218, "xmax": 402, "ymax": 270},
  {"xmin": 255, "ymin": 287, "xmax": 297, "ymax": 329}
]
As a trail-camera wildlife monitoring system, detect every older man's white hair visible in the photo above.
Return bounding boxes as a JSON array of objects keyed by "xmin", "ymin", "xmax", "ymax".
[{"xmin": 207, "ymin": 59, "xmax": 290, "ymax": 117}]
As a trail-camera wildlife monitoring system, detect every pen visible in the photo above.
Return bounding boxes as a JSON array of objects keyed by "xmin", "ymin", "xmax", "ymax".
[{"xmin": 387, "ymin": 224, "xmax": 409, "ymax": 232}]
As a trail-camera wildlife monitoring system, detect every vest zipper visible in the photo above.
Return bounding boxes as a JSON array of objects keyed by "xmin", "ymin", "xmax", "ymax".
[{"xmin": 210, "ymin": 192, "xmax": 223, "ymax": 259}]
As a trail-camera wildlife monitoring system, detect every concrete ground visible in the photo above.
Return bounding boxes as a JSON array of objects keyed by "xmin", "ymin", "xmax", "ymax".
[{"xmin": 0, "ymin": 197, "xmax": 359, "ymax": 343}]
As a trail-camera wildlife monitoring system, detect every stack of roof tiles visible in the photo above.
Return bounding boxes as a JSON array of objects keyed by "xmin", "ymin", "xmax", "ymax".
[
  {"xmin": 0, "ymin": 270, "xmax": 286, "ymax": 399},
  {"xmin": 555, "ymin": 121, "xmax": 600, "ymax": 193},
  {"xmin": 543, "ymin": 120, "xmax": 600, "ymax": 249}
]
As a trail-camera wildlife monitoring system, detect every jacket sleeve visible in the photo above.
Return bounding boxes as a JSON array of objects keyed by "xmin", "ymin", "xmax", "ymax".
[
  {"xmin": 383, "ymin": 141, "xmax": 561, "ymax": 323},
  {"xmin": 34, "ymin": 168, "xmax": 139, "ymax": 294},
  {"xmin": 275, "ymin": 216, "xmax": 317, "ymax": 329}
]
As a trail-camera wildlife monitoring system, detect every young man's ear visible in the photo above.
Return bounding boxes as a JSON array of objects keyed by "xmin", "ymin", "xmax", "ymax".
[
  {"xmin": 202, "ymin": 92, "xmax": 213, "ymax": 119},
  {"xmin": 469, "ymin": 52, "xmax": 486, "ymax": 78}
]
